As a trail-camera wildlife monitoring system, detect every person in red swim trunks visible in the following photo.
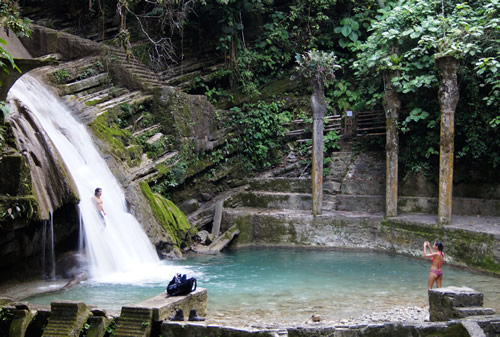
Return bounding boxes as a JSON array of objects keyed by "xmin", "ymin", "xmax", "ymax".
[{"xmin": 424, "ymin": 241, "xmax": 444, "ymax": 289}]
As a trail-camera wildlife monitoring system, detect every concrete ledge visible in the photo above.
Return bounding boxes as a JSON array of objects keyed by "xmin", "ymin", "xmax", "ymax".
[
  {"xmin": 454, "ymin": 307, "xmax": 496, "ymax": 318},
  {"xmin": 135, "ymin": 288, "xmax": 207, "ymax": 321},
  {"xmin": 336, "ymin": 195, "xmax": 500, "ymax": 216},
  {"xmin": 161, "ymin": 322, "xmax": 280, "ymax": 337}
]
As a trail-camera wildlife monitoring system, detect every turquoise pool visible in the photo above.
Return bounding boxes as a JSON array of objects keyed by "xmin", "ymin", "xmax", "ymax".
[{"xmin": 25, "ymin": 247, "xmax": 500, "ymax": 324}]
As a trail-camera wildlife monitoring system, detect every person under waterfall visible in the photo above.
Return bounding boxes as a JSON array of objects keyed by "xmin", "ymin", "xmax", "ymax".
[
  {"xmin": 93, "ymin": 187, "xmax": 106, "ymax": 226},
  {"xmin": 423, "ymin": 241, "xmax": 444, "ymax": 289}
]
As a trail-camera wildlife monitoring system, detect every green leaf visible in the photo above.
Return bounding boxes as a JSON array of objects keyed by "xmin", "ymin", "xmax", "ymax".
[{"xmin": 341, "ymin": 25, "xmax": 352, "ymax": 37}]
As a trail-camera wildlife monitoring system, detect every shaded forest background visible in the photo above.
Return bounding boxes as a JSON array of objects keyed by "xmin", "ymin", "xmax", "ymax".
[{"xmin": 6, "ymin": 0, "xmax": 500, "ymax": 186}]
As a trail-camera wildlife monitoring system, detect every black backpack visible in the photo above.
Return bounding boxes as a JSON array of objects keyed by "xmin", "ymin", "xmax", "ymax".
[{"xmin": 166, "ymin": 273, "xmax": 197, "ymax": 296}]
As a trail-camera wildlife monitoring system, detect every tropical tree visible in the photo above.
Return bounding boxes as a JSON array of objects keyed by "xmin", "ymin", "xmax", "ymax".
[{"xmin": 354, "ymin": 0, "xmax": 499, "ymax": 224}]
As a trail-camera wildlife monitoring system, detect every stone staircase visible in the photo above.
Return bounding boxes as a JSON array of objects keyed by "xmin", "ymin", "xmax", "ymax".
[
  {"xmin": 112, "ymin": 307, "xmax": 154, "ymax": 337},
  {"xmin": 46, "ymin": 56, "xmax": 152, "ymax": 123},
  {"xmin": 108, "ymin": 49, "xmax": 167, "ymax": 90},
  {"xmin": 41, "ymin": 301, "xmax": 90, "ymax": 337},
  {"xmin": 224, "ymin": 177, "xmax": 339, "ymax": 215},
  {"xmin": 160, "ymin": 56, "xmax": 224, "ymax": 91}
]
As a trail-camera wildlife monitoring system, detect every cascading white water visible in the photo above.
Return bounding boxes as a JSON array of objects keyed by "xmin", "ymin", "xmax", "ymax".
[{"xmin": 7, "ymin": 74, "xmax": 186, "ymax": 283}]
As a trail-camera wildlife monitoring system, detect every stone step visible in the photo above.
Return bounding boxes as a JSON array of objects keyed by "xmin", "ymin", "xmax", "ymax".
[
  {"xmin": 132, "ymin": 123, "xmax": 162, "ymax": 137},
  {"xmin": 336, "ymin": 194, "xmax": 384, "ymax": 213},
  {"xmin": 96, "ymin": 93, "xmax": 153, "ymax": 117},
  {"xmin": 247, "ymin": 177, "xmax": 340, "ymax": 195},
  {"xmin": 113, "ymin": 307, "xmax": 153, "ymax": 337},
  {"xmin": 128, "ymin": 151, "xmax": 179, "ymax": 183},
  {"xmin": 247, "ymin": 177, "xmax": 311, "ymax": 193},
  {"xmin": 41, "ymin": 301, "xmax": 90, "ymax": 337},
  {"xmin": 77, "ymin": 87, "xmax": 127, "ymax": 103},
  {"xmin": 225, "ymin": 191, "xmax": 313, "ymax": 211},
  {"xmin": 454, "ymin": 307, "xmax": 496, "ymax": 318},
  {"xmin": 96, "ymin": 91, "xmax": 143, "ymax": 110},
  {"xmin": 60, "ymin": 73, "xmax": 108, "ymax": 95}
]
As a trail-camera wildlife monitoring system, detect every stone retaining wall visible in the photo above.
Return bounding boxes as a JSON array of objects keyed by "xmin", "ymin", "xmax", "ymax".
[{"xmin": 221, "ymin": 210, "xmax": 500, "ymax": 274}]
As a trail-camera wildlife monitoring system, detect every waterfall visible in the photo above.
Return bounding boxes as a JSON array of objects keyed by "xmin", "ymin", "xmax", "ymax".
[
  {"xmin": 7, "ymin": 74, "xmax": 168, "ymax": 282},
  {"xmin": 48, "ymin": 212, "xmax": 56, "ymax": 280}
]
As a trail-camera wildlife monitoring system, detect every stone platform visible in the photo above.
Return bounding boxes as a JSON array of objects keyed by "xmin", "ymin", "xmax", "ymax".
[{"xmin": 134, "ymin": 288, "xmax": 207, "ymax": 321}]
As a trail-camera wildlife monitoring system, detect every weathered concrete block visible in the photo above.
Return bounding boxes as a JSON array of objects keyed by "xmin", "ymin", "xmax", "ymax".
[
  {"xmin": 429, "ymin": 286, "xmax": 484, "ymax": 322},
  {"xmin": 113, "ymin": 307, "xmax": 153, "ymax": 337},
  {"xmin": 8, "ymin": 307, "xmax": 33, "ymax": 337},
  {"xmin": 161, "ymin": 322, "xmax": 278, "ymax": 337},
  {"xmin": 86, "ymin": 315, "xmax": 112, "ymax": 337},
  {"xmin": 135, "ymin": 288, "xmax": 207, "ymax": 322},
  {"xmin": 42, "ymin": 301, "xmax": 91, "ymax": 337}
]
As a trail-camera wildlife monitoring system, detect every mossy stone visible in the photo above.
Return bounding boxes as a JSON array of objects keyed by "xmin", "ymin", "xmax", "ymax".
[{"xmin": 140, "ymin": 182, "xmax": 197, "ymax": 247}]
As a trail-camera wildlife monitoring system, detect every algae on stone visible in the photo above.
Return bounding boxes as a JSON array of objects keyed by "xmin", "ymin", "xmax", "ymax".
[{"xmin": 140, "ymin": 182, "xmax": 197, "ymax": 248}]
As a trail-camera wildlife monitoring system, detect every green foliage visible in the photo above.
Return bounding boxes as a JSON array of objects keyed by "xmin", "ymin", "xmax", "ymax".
[
  {"xmin": 295, "ymin": 50, "xmax": 341, "ymax": 83},
  {"xmin": 104, "ymin": 319, "xmax": 116, "ymax": 337},
  {"xmin": 77, "ymin": 62, "xmax": 103, "ymax": 80},
  {"xmin": 229, "ymin": 100, "xmax": 291, "ymax": 169},
  {"xmin": 352, "ymin": 0, "xmax": 499, "ymax": 175},
  {"xmin": 156, "ymin": 161, "xmax": 187, "ymax": 190},
  {"xmin": 0, "ymin": 0, "xmax": 31, "ymax": 95},
  {"xmin": 335, "ymin": 17, "xmax": 361, "ymax": 49},
  {"xmin": 324, "ymin": 130, "xmax": 340, "ymax": 152},
  {"xmin": 0, "ymin": 307, "xmax": 13, "ymax": 337},
  {"xmin": 79, "ymin": 322, "xmax": 91, "ymax": 337},
  {"xmin": 51, "ymin": 69, "xmax": 71, "ymax": 84},
  {"xmin": 0, "ymin": 198, "xmax": 35, "ymax": 222},
  {"xmin": 400, "ymin": 108, "xmax": 430, "ymax": 133}
]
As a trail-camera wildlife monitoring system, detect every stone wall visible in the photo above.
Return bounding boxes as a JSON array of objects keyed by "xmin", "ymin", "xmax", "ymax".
[
  {"xmin": 221, "ymin": 211, "xmax": 500, "ymax": 274},
  {"xmin": 20, "ymin": 24, "xmax": 103, "ymax": 60},
  {"xmin": 333, "ymin": 151, "xmax": 500, "ymax": 216}
]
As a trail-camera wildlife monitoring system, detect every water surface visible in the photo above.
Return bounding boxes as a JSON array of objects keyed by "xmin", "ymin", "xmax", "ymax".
[{"xmin": 26, "ymin": 247, "xmax": 500, "ymax": 325}]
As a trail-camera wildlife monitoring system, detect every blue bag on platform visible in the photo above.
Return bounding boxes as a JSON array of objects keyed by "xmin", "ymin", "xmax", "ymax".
[{"xmin": 166, "ymin": 273, "xmax": 197, "ymax": 296}]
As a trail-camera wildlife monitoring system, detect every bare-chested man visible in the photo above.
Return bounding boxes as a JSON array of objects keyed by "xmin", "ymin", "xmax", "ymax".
[{"xmin": 94, "ymin": 187, "xmax": 106, "ymax": 222}]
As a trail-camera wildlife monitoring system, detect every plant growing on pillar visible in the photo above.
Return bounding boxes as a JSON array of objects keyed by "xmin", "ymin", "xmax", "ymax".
[{"xmin": 295, "ymin": 50, "xmax": 340, "ymax": 216}]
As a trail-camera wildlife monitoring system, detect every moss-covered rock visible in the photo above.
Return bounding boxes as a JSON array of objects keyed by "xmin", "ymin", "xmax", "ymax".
[
  {"xmin": 89, "ymin": 112, "xmax": 137, "ymax": 164},
  {"xmin": 140, "ymin": 182, "xmax": 197, "ymax": 249}
]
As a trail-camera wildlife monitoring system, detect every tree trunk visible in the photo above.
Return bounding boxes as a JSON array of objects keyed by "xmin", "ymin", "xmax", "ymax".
[
  {"xmin": 436, "ymin": 56, "xmax": 459, "ymax": 226},
  {"xmin": 311, "ymin": 78, "xmax": 326, "ymax": 216},
  {"xmin": 383, "ymin": 69, "xmax": 401, "ymax": 217}
]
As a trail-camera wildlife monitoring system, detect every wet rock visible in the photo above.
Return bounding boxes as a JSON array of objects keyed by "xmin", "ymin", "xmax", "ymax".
[
  {"xmin": 311, "ymin": 315, "xmax": 321, "ymax": 322},
  {"xmin": 63, "ymin": 272, "xmax": 88, "ymax": 290},
  {"xmin": 178, "ymin": 198, "xmax": 200, "ymax": 214},
  {"xmin": 198, "ymin": 193, "xmax": 213, "ymax": 202},
  {"xmin": 56, "ymin": 251, "xmax": 88, "ymax": 278},
  {"xmin": 195, "ymin": 230, "xmax": 214, "ymax": 245}
]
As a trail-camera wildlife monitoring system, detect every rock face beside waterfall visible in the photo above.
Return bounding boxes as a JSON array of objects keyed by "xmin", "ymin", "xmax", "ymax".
[{"xmin": 8, "ymin": 99, "xmax": 79, "ymax": 220}]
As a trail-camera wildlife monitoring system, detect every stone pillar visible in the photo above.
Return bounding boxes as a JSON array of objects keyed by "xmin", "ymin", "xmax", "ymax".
[
  {"xmin": 436, "ymin": 56, "xmax": 459, "ymax": 226},
  {"xmin": 311, "ymin": 78, "xmax": 326, "ymax": 216},
  {"xmin": 383, "ymin": 69, "xmax": 401, "ymax": 217}
]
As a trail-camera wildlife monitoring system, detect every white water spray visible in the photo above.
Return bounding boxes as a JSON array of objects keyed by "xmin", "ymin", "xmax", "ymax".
[{"xmin": 8, "ymin": 74, "xmax": 188, "ymax": 283}]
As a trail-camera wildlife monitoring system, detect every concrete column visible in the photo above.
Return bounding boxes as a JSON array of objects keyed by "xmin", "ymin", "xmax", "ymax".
[
  {"xmin": 311, "ymin": 79, "xmax": 326, "ymax": 216},
  {"xmin": 383, "ymin": 69, "xmax": 401, "ymax": 217},
  {"xmin": 436, "ymin": 56, "xmax": 459, "ymax": 226}
]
